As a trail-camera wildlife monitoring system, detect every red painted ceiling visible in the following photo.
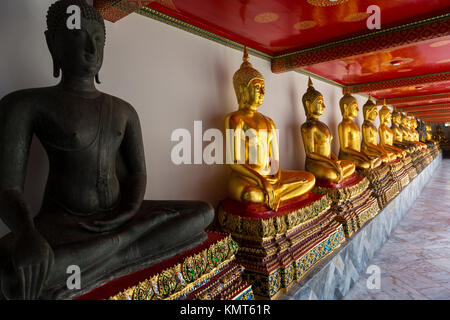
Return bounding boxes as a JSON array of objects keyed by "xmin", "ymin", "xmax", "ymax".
[
  {"xmin": 96, "ymin": 0, "xmax": 450, "ymax": 122},
  {"xmin": 305, "ymin": 38, "xmax": 450, "ymax": 86},
  {"xmin": 145, "ymin": 0, "xmax": 449, "ymax": 55},
  {"xmin": 371, "ymin": 80, "xmax": 450, "ymax": 100}
]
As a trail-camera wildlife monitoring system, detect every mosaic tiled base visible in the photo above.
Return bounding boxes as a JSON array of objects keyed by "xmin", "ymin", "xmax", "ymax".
[
  {"xmin": 313, "ymin": 176, "xmax": 380, "ymax": 237},
  {"xmin": 242, "ymin": 225, "xmax": 345, "ymax": 299},
  {"xmin": 277, "ymin": 153, "xmax": 442, "ymax": 300},
  {"xmin": 76, "ymin": 232, "xmax": 254, "ymax": 300},
  {"xmin": 218, "ymin": 193, "xmax": 345, "ymax": 299}
]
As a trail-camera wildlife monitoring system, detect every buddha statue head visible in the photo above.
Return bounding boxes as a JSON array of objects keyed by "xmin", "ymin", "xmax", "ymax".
[
  {"xmin": 379, "ymin": 100, "xmax": 392, "ymax": 126},
  {"xmin": 45, "ymin": 0, "xmax": 106, "ymax": 83},
  {"xmin": 339, "ymin": 92, "xmax": 358, "ymax": 120},
  {"xmin": 302, "ymin": 78, "xmax": 325, "ymax": 120},
  {"xmin": 362, "ymin": 95, "xmax": 377, "ymax": 122},
  {"xmin": 392, "ymin": 108, "xmax": 402, "ymax": 126},
  {"xmin": 233, "ymin": 47, "xmax": 265, "ymax": 110},
  {"xmin": 401, "ymin": 112, "xmax": 409, "ymax": 127}
]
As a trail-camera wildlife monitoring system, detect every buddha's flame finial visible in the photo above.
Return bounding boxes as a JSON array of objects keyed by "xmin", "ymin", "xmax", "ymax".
[
  {"xmin": 243, "ymin": 46, "xmax": 249, "ymax": 63},
  {"xmin": 308, "ymin": 77, "xmax": 313, "ymax": 88},
  {"xmin": 383, "ymin": 98, "xmax": 387, "ymax": 106}
]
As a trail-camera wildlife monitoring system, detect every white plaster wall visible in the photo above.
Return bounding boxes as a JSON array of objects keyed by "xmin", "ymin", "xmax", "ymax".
[{"xmin": 0, "ymin": 0, "xmax": 371, "ymax": 236}]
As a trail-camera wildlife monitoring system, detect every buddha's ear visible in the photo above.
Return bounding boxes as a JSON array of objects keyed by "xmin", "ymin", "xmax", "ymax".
[
  {"xmin": 240, "ymin": 86, "xmax": 249, "ymax": 105},
  {"xmin": 305, "ymin": 100, "xmax": 311, "ymax": 115},
  {"xmin": 45, "ymin": 30, "xmax": 60, "ymax": 78},
  {"xmin": 343, "ymin": 103, "xmax": 349, "ymax": 117}
]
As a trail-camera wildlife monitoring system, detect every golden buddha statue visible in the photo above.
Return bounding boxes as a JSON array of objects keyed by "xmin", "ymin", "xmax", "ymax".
[
  {"xmin": 392, "ymin": 109, "xmax": 415, "ymax": 151},
  {"xmin": 378, "ymin": 101, "xmax": 407, "ymax": 158},
  {"xmin": 225, "ymin": 48, "xmax": 315, "ymax": 211},
  {"xmin": 404, "ymin": 114, "xmax": 426, "ymax": 150},
  {"xmin": 301, "ymin": 78, "xmax": 355, "ymax": 183},
  {"xmin": 410, "ymin": 116, "xmax": 428, "ymax": 150},
  {"xmin": 433, "ymin": 125, "xmax": 447, "ymax": 144},
  {"xmin": 338, "ymin": 92, "xmax": 381, "ymax": 170},
  {"xmin": 361, "ymin": 96, "xmax": 396, "ymax": 163},
  {"xmin": 400, "ymin": 113, "xmax": 415, "ymax": 147},
  {"xmin": 426, "ymin": 124, "xmax": 437, "ymax": 143}
]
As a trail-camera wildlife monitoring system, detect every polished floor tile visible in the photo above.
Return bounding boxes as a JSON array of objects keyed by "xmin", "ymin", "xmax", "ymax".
[{"xmin": 344, "ymin": 159, "xmax": 450, "ymax": 300}]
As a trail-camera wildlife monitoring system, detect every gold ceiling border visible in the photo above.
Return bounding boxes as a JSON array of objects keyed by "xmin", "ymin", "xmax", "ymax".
[
  {"xmin": 274, "ymin": 13, "xmax": 450, "ymax": 60},
  {"xmin": 345, "ymin": 72, "xmax": 450, "ymax": 95}
]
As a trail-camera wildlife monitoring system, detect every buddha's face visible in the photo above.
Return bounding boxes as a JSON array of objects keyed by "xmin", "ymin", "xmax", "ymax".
[
  {"xmin": 402, "ymin": 116, "xmax": 408, "ymax": 127},
  {"xmin": 343, "ymin": 100, "xmax": 358, "ymax": 119},
  {"xmin": 392, "ymin": 113, "xmax": 401, "ymax": 125},
  {"xmin": 307, "ymin": 96, "xmax": 325, "ymax": 118},
  {"xmin": 240, "ymin": 78, "xmax": 264, "ymax": 109},
  {"xmin": 48, "ymin": 17, "xmax": 105, "ymax": 78},
  {"xmin": 364, "ymin": 106, "xmax": 377, "ymax": 122},
  {"xmin": 380, "ymin": 111, "xmax": 392, "ymax": 125}
]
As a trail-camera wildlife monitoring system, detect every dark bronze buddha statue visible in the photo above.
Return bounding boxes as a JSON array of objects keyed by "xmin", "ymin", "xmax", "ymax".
[{"xmin": 0, "ymin": 0, "xmax": 213, "ymax": 300}]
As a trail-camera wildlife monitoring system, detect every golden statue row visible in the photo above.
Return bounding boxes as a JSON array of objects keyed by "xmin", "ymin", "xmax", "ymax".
[{"xmin": 218, "ymin": 48, "xmax": 440, "ymax": 299}]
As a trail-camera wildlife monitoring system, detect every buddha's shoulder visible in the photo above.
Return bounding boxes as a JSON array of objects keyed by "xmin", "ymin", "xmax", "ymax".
[
  {"xmin": 102, "ymin": 93, "xmax": 140, "ymax": 118},
  {"xmin": 225, "ymin": 111, "xmax": 274, "ymax": 126},
  {"xmin": 0, "ymin": 87, "xmax": 56, "ymax": 116},
  {"xmin": 0, "ymin": 87, "xmax": 50, "ymax": 105},
  {"xmin": 225, "ymin": 111, "xmax": 248, "ymax": 123}
]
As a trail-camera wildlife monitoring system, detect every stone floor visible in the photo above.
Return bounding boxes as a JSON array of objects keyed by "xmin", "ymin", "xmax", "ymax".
[{"xmin": 343, "ymin": 159, "xmax": 450, "ymax": 300}]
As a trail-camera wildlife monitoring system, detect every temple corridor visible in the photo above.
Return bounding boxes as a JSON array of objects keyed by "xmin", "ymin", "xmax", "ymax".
[{"xmin": 343, "ymin": 159, "xmax": 450, "ymax": 300}]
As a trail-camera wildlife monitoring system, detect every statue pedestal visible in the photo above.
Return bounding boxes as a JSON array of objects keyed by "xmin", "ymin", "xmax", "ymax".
[
  {"xmin": 217, "ymin": 192, "xmax": 345, "ymax": 299},
  {"xmin": 313, "ymin": 175, "xmax": 379, "ymax": 238},
  {"xmin": 357, "ymin": 164, "xmax": 399, "ymax": 209},
  {"xmin": 389, "ymin": 158, "xmax": 410, "ymax": 191},
  {"xmin": 402, "ymin": 154, "xmax": 418, "ymax": 180},
  {"xmin": 410, "ymin": 149, "xmax": 425, "ymax": 173},
  {"xmin": 74, "ymin": 231, "xmax": 254, "ymax": 300}
]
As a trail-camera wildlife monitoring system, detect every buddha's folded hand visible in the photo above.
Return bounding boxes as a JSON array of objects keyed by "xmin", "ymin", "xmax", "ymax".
[{"xmin": 7, "ymin": 230, "xmax": 54, "ymax": 299}]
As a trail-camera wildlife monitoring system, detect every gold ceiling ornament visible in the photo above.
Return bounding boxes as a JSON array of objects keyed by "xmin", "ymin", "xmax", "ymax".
[
  {"xmin": 343, "ymin": 12, "xmax": 371, "ymax": 22},
  {"xmin": 307, "ymin": 0, "xmax": 350, "ymax": 7},
  {"xmin": 294, "ymin": 20, "xmax": 317, "ymax": 30},
  {"xmin": 254, "ymin": 12, "xmax": 279, "ymax": 23},
  {"xmin": 436, "ymin": 59, "xmax": 450, "ymax": 64}
]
